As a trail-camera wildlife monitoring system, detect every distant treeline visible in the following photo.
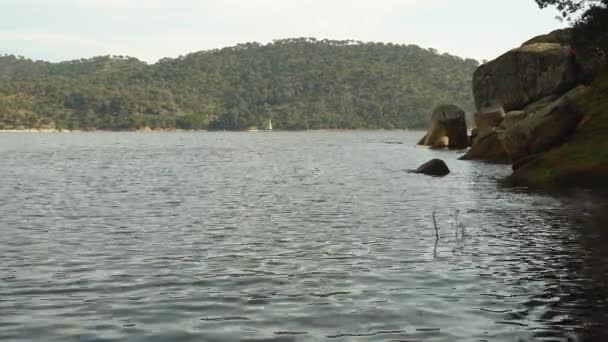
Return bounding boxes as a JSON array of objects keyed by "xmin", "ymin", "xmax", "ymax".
[{"xmin": 0, "ymin": 38, "xmax": 478, "ymax": 131}]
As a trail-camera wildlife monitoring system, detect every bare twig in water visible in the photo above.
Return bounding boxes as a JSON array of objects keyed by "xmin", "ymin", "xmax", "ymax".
[
  {"xmin": 452, "ymin": 209, "xmax": 460, "ymax": 239},
  {"xmin": 432, "ymin": 209, "xmax": 439, "ymax": 242},
  {"xmin": 459, "ymin": 223, "xmax": 466, "ymax": 240},
  {"xmin": 432, "ymin": 209, "xmax": 439, "ymax": 258}
]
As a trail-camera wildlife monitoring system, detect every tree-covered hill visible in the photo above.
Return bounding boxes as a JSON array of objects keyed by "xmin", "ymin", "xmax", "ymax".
[{"xmin": 0, "ymin": 38, "xmax": 479, "ymax": 131}]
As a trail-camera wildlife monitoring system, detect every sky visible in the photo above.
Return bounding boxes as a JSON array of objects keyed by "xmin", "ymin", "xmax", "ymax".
[{"xmin": 0, "ymin": 0, "xmax": 566, "ymax": 63}]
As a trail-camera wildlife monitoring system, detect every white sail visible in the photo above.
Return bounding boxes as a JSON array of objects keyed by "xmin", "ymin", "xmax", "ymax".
[{"xmin": 267, "ymin": 119, "xmax": 273, "ymax": 131}]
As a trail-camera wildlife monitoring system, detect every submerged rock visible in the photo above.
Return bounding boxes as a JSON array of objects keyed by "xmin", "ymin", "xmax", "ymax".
[
  {"xmin": 418, "ymin": 104, "xmax": 468, "ymax": 149},
  {"xmin": 412, "ymin": 159, "xmax": 451, "ymax": 177}
]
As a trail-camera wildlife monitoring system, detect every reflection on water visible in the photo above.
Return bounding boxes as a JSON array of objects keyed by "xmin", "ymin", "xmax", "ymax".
[{"xmin": 0, "ymin": 131, "xmax": 607, "ymax": 341}]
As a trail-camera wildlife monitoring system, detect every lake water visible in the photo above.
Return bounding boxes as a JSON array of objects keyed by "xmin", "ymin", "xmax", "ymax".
[{"xmin": 1, "ymin": 131, "xmax": 607, "ymax": 342}]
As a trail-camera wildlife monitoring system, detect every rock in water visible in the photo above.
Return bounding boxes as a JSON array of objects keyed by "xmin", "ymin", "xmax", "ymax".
[
  {"xmin": 418, "ymin": 104, "xmax": 468, "ymax": 149},
  {"xmin": 474, "ymin": 107, "xmax": 505, "ymax": 140},
  {"xmin": 460, "ymin": 131, "xmax": 509, "ymax": 162},
  {"xmin": 431, "ymin": 136, "xmax": 450, "ymax": 149},
  {"xmin": 460, "ymin": 107, "xmax": 509, "ymax": 162},
  {"xmin": 473, "ymin": 43, "xmax": 577, "ymax": 112},
  {"xmin": 412, "ymin": 159, "xmax": 451, "ymax": 177}
]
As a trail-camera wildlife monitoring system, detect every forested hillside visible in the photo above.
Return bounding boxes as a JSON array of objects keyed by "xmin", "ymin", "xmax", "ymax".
[{"xmin": 0, "ymin": 38, "xmax": 478, "ymax": 130}]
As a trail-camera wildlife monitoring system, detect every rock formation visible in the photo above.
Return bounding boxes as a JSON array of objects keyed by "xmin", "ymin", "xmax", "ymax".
[
  {"xmin": 521, "ymin": 28, "xmax": 573, "ymax": 47},
  {"xmin": 453, "ymin": 27, "xmax": 606, "ymax": 188},
  {"xmin": 474, "ymin": 107, "xmax": 505, "ymax": 139},
  {"xmin": 460, "ymin": 131, "xmax": 508, "ymax": 162},
  {"xmin": 460, "ymin": 107, "xmax": 508, "ymax": 162},
  {"xmin": 411, "ymin": 159, "xmax": 451, "ymax": 177},
  {"xmin": 418, "ymin": 104, "xmax": 468, "ymax": 149},
  {"xmin": 473, "ymin": 43, "xmax": 577, "ymax": 112},
  {"xmin": 498, "ymin": 85, "xmax": 588, "ymax": 162}
]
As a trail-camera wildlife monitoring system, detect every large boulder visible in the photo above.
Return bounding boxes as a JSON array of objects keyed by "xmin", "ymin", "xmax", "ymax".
[
  {"xmin": 522, "ymin": 28, "xmax": 598, "ymax": 84},
  {"xmin": 459, "ymin": 131, "xmax": 509, "ymax": 163},
  {"xmin": 418, "ymin": 104, "xmax": 468, "ymax": 149},
  {"xmin": 498, "ymin": 85, "xmax": 589, "ymax": 162},
  {"xmin": 472, "ymin": 43, "xmax": 578, "ymax": 112},
  {"xmin": 473, "ymin": 107, "xmax": 505, "ymax": 140},
  {"xmin": 505, "ymin": 72, "xmax": 608, "ymax": 189},
  {"xmin": 522, "ymin": 94, "xmax": 559, "ymax": 113},
  {"xmin": 431, "ymin": 136, "xmax": 450, "ymax": 149},
  {"xmin": 499, "ymin": 111, "xmax": 528, "ymax": 131},
  {"xmin": 459, "ymin": 107, "xmax": 509, "ymax": 162},
  {"xmin": 521, "ymin": 28, "xmax": 573, "ymax": 46},
  {"xmin": 411, "ymin": 159, "xmax": 450, "ymax": 177}
]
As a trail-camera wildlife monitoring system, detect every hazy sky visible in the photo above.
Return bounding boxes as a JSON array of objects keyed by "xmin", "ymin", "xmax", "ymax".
[{"xmin": 0, "ymin": 0, "xmax": 566, "ymax": 63}]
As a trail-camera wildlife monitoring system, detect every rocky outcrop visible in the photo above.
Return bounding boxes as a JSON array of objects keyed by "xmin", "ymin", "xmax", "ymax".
[
  {"xmin": 460, "ymin": 131, "xmax": 509, "ymax": 162},
  {"xmin": 431, "ymin": 136, "xmax": 450, "ymax": 149},
  {"xmin": 498, "ymin": 85, "xmax": 588, "ymax": 162},
  {"xmin": 474, "ymin": 107, "xmax": 505, "ymax": 139},
  {"xmin": 522, "ymin": 28, "xmax": 573, "ymax": 46},
  {"xmin": 505, "ymin": 72, "xmax": 608, "ymax": 188},
  {"xmin": 473, "ymin": 43, "xmax": 577, "ymax": 112},
  {"xmin": 418, "ymin": 104, "xmax": 468, "ymax": 149},
  {"xmin": 460, "ymin": 107, "xmax": 508, "ymax": 162},
  {"xmin": 522, "ymin": 94, "xmax": 559, "ymax": 113},
  {"xmin": 455, "ymin": 27, "xmax": 607, "ymax": 189},
  {"xmin": 412, "ymin": 159, "xmax": 450, "ymax": 177},
  {"xmin": 499, "ymin": 111, "xmax": 528, "ymax": 131}
]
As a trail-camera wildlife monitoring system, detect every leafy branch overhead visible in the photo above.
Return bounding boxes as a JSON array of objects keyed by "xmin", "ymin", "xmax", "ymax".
[
  {"xmin": 535, "ymin": 0, "xmax": 608, "ymax": 69},
  {"xmin": 534, "ymin": 0, "xmax": 607, "ymax": 18}
]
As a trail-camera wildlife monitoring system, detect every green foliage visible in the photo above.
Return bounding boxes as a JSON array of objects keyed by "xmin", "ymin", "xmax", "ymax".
[
  {"xmin": 0, "ymin": 40, "xmax": 478, "ymax": 131},
  {"xmin": 534, "ymin": 0, "xmax": 607, "ymax": 18},
  {"xmin": 571, "ymin": 5, "xmax": 608, "ymax": 70},
  {"xmin": 535, "ymin": 0, "xmax": 608, "ymax": 79}
]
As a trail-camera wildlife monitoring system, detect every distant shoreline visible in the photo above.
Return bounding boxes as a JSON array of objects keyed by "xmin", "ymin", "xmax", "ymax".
[
  {"xmin": 0, "ymin": 128, "xmax": 418, "ymax": 133},
  {"xmin": 0, "ymin": 129, "xmax": 72, "ymax": 133}
]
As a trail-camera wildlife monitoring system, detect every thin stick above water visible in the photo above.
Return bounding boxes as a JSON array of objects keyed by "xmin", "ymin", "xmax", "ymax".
[{"xmin": 432, "ymin": 209, "xmax": 439, "ymax": 241}]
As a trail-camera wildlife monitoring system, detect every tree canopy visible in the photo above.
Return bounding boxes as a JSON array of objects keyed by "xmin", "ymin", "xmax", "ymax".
[
  {"xmin": 535, "ymin": 0, "xmax": 607, "ymax": 70},
  {"xmin": 0, "ymin": 39, "xmax": 478, "ymax": 131},
  {"xmin": 535, "ymin": 0, "xmax": 607, "ymax": 18}
]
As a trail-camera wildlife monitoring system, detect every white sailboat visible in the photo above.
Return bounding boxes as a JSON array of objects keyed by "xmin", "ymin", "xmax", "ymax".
[{"xmin": 266, "ymin": 119, "xmax": 273, "ymax": 131}]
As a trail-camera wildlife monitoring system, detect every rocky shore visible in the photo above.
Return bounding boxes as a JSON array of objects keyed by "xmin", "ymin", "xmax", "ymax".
[{"xmin": 418, "ymin": 28, "xmax": 607, "ymax": 189}]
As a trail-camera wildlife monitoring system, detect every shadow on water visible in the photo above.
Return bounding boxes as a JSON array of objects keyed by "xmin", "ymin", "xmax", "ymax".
[
  {"xmin": 495, "ymin": 185, "xmax": 608, "ymax": 341},
  {"xmin": 461, "ymin": 161, "xmax": 608, "ymax": 341},
  {"xmin": 532, "ymin": 195, "xmax": 608, "ymax": 341}
]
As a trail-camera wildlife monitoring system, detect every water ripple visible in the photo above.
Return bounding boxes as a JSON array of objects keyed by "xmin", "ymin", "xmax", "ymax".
[{"xmin": 1, "ymin": 131, "xmax": 608, "ymax": 341}]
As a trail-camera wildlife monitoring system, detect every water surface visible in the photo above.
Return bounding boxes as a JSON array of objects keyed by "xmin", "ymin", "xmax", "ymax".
[{"xmin": 1, "ymin": 131, "xmax": 607, "ymax": 341}]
